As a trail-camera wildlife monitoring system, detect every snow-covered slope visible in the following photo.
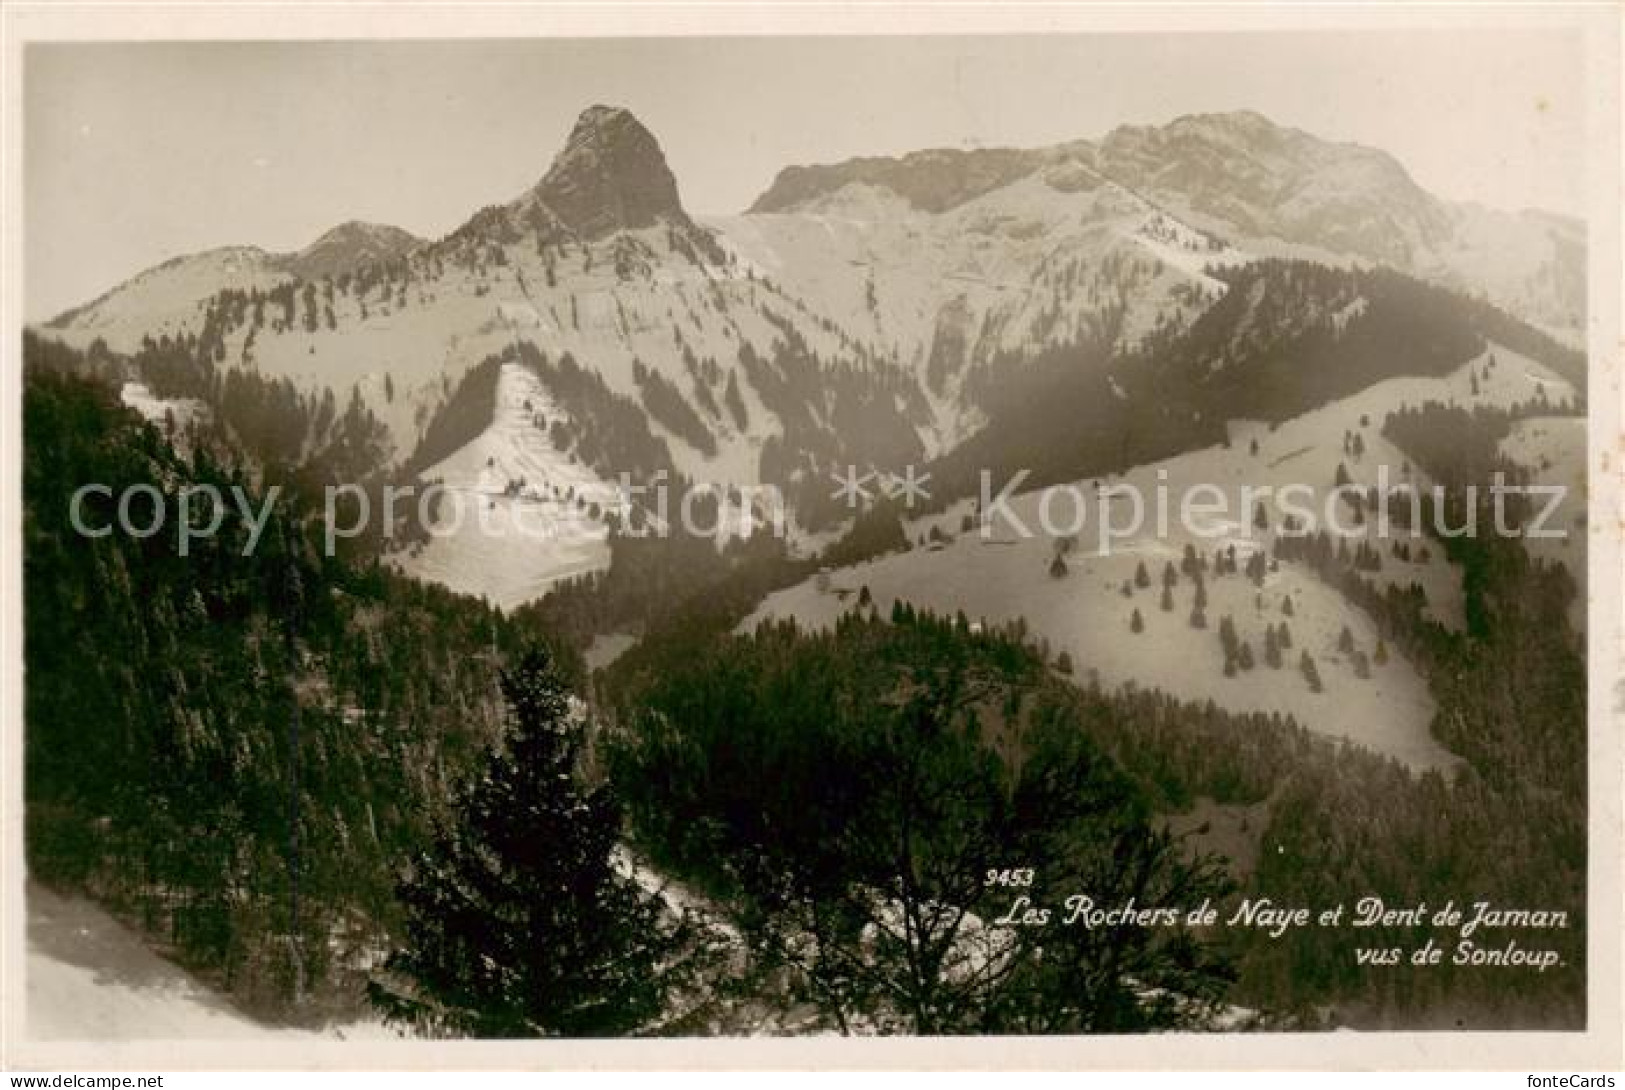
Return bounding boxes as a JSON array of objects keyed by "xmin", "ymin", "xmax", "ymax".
[
  {"xmin": 745, "ymin": 347, "xmax": 1574, "ymax": 770},
  {"xmin": 47, "ymin": 246, "xmax": 292, "ymax": 349},
  {"xmin": 120, "ymin": 380, "xmax": 208, "ymax": 432},
  {"xmin": 392, "ymin": 361, "xmax": 616, "ymax": 611},
  {"xmin": 26, "ymin": 882, "xmax": 397, "ymax": 1041},
  {"xmin": 45, "ymin": 225, "xmax": 425, "ymax": 353},
  {"xmin": 712, "ymin": 168, "xmax": 1244, "ymax": 437},
  {"xmin": 44, "ymin": 107, "xmax": 928, "ymax": 483}
]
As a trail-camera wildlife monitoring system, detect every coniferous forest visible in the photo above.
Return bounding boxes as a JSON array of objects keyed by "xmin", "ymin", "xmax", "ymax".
[{"xmin": 25, "ymin": 345, "xmax": 539, "ymax": 1016}]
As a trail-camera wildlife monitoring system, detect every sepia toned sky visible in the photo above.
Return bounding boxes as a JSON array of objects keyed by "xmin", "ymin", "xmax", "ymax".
[{"xmin": 25, "ymin": 31, "xmax": 1585, "ymax": 321}]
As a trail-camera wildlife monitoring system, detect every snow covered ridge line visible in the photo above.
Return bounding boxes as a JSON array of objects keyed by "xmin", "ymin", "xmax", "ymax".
[{"xmin": 64, "ymin": 463, "xmax": 1570, "ymax": 559}]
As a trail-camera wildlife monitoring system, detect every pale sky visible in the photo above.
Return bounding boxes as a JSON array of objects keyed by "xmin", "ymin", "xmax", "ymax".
[{"xmin": 25, "ymin": 32, "xmax": 1584, "ymax": 322}]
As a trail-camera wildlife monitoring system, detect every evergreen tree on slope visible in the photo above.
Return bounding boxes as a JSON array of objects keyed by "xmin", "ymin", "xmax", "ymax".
[{"xmin": 372, "ymin": 648, "xmax": 672, "ymax": 1037}]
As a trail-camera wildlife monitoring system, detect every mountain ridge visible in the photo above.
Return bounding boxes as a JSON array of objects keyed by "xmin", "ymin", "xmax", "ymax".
[
  {"xmin": 33, "ymin": 103, "xmax": 1586, "ymax": 536},
  {"xmin": 45, "ymin": 224, "xmax": 425, "ymax": 330},
  {"xmin": 741, "ymin": 108, "xmax": 1582, "ymax": 333},
  {"xmin": 47, "ymin": 106, "xmax": 1582, "ymax": 337}
]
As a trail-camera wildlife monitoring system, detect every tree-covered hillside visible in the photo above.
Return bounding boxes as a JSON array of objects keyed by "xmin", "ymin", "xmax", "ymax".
[{"xmin": 23, "ymin": 338, "xmax": 570, "ymax": 1018}]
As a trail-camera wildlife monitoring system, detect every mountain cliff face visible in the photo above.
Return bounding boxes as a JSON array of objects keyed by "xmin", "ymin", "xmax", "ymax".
[
  {"xmin": 748, "ymin": 111, "xmax": 1439, "ymax": 239},
  {"xmin": 437, "ymin": 105, "xmax": 704, "ymax": 256},
  {"xmin": 531, "ymin": 105, "xmax": 694, "ymax": 239},
  {"xmin": 749, "ymin": 145, "xmax": 1074, "ymax": 215},
  {"xmin": 742, "ymin": 111, "xmax": 1583, "ymax": 333},
  {"xmin": 1093, "ymin": 112, "xmax": 1453, "ymax": 267}
]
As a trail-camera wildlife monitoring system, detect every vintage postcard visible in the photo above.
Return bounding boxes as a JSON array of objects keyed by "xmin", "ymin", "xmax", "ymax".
[{"xmin": 1, "ymin": 2, "xmax": 1620, "ymax": 1072}]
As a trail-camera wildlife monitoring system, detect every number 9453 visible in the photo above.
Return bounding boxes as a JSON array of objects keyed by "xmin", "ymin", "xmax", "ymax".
[{"xmin": 984, "ymin": 868, "xmax": 1035, "ymax": 888}]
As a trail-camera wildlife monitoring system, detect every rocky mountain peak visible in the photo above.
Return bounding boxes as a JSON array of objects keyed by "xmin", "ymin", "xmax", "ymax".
[{"xmin": 529, "ymin": 105, "xmax": 692, "ymax": 239}]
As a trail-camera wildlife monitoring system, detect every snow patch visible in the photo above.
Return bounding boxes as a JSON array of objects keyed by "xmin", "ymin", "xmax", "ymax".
[{"xmin": 391, "ymin": 362, "xmax": 615, "ymax": 611}]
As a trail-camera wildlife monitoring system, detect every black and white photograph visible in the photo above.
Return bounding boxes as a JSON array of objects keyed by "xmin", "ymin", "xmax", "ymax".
[{"xmin": 2, "ymin": 3, "xmax": 1620, "ymax": 1073}]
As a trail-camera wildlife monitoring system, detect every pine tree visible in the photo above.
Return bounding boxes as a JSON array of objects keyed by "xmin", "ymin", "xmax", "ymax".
[
  {"xmin": 1264, "ymin": 626, "xmax": 1282, "ymax": 669},
  {"xmin": 1160, "ymin": 584, "xmax": 1174, "ymax": 613},
  {"xmin": 1130, "ymin": 609, "xmax": 1144, "ymax": 635},
  {"xmin": 1134, "ymin": 560, "xmax": 1151, "ymax": 589},
  {"xmin": 1337, "ymin": 626, "xmax": 1355, "ymax": 655},
  {"xmin": 859, "ymin": 584, "xmax": 874, "ymax": 608},
  {"xmin": 1281, "ymin": 594, "xmax": 1294, "ymax": 617},
  {"xmin": 724, "ymin": 370, "xmax": 748, "ymax": 431},
  {"xmin": 371, "ymin": 648, "xmax": 675, "ymax": 1037},
  {"xmin": 1051, "ymin": 553, "xmax": 1069, "ymax": 579},
  {"xmin": 1300, "ymin": 650, "xmax": 1323, "ymax": 694}
]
